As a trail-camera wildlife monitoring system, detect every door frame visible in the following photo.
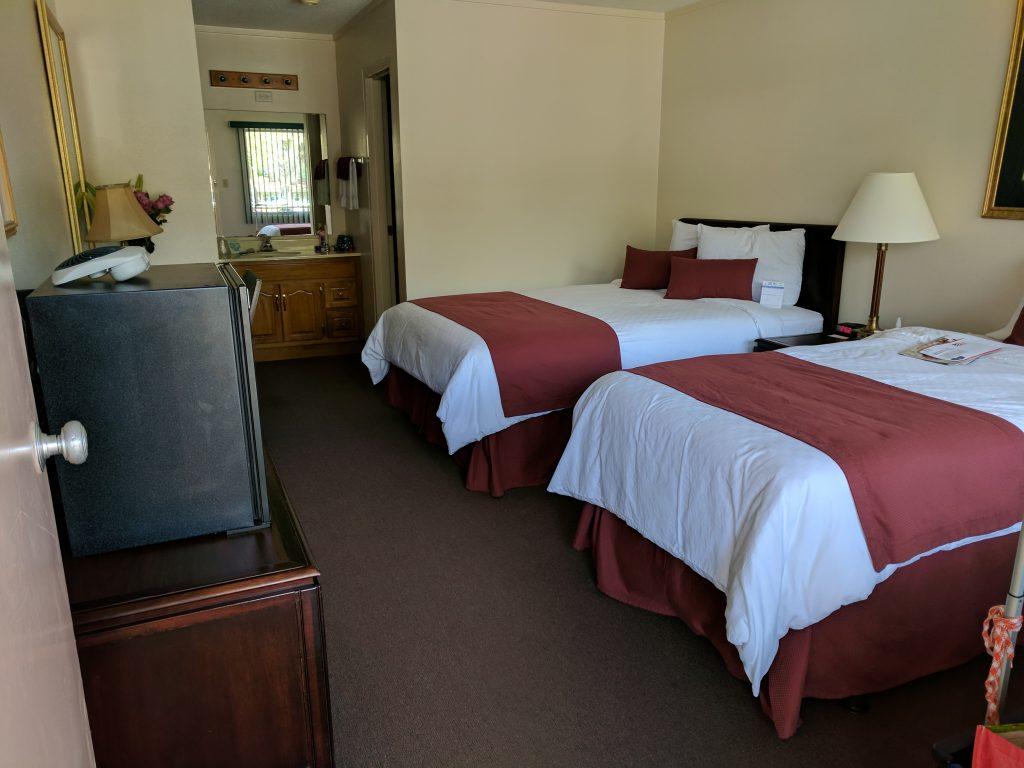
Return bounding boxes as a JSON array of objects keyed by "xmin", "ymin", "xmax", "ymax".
[{"xmin": 362, "ymin": 58, "xmax": 406, "ymax": 322}]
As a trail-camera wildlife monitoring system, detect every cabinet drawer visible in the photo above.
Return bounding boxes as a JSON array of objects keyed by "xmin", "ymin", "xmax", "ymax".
[
  {"xmin": 325, "ymin": 309, "xmax": 359, "ymax": 339},
  {"xmin": 229, "ymin": 257, "xmax": 356, "ymax": 282},
  {"xmin": 323, "ymin": 279, "xmax": 358, "ymax": 308}
]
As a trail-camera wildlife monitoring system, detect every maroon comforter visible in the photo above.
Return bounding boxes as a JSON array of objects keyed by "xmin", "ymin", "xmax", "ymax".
[
  {"xmin": 412, "ymin": 292, "xmax": 621, "ymax": 417},
  {"xmin": 634, "ymin": 352, "xmax": 1024, "ymax": 569}
]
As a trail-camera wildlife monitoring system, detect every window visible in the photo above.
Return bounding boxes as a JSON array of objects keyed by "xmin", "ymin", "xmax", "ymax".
[{"xmin": 233, "ymin": 121, "xmax": 311, "ymax": 225}]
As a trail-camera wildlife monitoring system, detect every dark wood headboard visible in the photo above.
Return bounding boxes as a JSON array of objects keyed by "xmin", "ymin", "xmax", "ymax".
[{"xmin": 680, "ymin": 218, "xmax": 846, "ymax": 332}]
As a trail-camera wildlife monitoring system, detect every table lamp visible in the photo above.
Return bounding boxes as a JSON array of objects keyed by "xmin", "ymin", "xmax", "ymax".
[
  {"xmin": 85, "ymin": 183, "xmax": 162, "ymax": 244},
  {"xmin": 833, "ymin": 172, "xmax": 938, "ymax": 334},
  {"xmin": 53, "ymin": 182, "xmax": 163, "ymax": 285}
]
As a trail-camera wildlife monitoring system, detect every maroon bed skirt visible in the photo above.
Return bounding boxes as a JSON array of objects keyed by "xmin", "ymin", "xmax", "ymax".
[
  {"xmin": 384, "ymin": 366, "xmax": 573, "ymax": 497},
  {"xmin": 573, "ymin": 503, "xmax": 1015, "ymax": 739}
]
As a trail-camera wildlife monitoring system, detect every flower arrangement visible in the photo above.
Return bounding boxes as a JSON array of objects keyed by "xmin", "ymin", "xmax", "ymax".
[
  {"xmin": 131, "ymin": 174, "xmax": 174, "ymax": 226},
  {"xmin": 74, "ymin": 174, "xmax": 175, "ymax": 228},
  {"xmin": 74, "ymin": 174, "xmax": 176, "ymax": 254}
]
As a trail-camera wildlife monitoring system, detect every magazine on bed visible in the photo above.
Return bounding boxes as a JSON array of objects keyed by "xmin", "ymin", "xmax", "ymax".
[{"xmin": 900, "ymin": 335, "xmax": 1003, "ymax": 365}]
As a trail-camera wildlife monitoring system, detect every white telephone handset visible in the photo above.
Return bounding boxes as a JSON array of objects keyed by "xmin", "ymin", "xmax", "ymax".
[{"xmin": 52, "ymin": 245, "xmax": 151, "ymax": 286}]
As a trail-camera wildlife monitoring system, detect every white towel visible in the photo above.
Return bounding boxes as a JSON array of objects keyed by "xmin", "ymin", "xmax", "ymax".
[{"xmin": 338, "ymin": 158, "xmax": 359, "ymax": 210}]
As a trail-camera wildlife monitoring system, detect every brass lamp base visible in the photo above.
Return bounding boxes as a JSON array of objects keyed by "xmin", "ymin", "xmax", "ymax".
[{"xmin": 865, "ymin": 242, "xmax": 889, "ymax": 335}]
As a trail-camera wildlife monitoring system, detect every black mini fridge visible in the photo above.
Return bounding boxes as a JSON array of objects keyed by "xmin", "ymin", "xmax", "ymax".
[{"xmin": 26, "ymin": 263, "xmax": 270, "ymax": 556}]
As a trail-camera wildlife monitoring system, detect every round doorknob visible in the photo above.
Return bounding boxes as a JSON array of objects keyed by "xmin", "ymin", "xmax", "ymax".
[{"xmin": 35, "ymin": 420, "xmax": 88, "ymax": 470}]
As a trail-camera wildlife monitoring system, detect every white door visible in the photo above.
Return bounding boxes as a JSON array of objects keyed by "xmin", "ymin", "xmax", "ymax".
[{"xmin": 0, "ymin": 221, "xmax": 94, "ymax": 764}]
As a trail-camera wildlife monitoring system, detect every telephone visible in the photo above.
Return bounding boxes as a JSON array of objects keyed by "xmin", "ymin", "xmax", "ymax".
[{"xmin": 52, "ymin": 245, "xmax": 151, "ymax": 286}]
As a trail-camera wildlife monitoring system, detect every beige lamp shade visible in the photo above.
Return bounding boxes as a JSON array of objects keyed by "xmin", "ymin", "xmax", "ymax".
[
  {"xmin": 85, "ymin": 183, "xmax": 163, "ymax": 243},
  {"xmin": 833, "ymin": 172, "xmax": 939, "ymax": 244}
]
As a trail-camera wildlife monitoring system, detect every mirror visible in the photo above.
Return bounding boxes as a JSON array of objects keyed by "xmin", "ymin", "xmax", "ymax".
[
  {"xmin": 37, "ymin": 0, "xmax": 89, "ymax": 252},
  {"xmin": 205, "ymin": 109, "xmax": 331, "ymax": 245},
  {"xmin": 0, "ymin": 127, "xmax": 16, "ymax": 237}
]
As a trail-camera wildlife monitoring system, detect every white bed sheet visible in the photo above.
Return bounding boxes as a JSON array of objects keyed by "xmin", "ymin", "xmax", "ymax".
[
  {"xmin": 361, "ymin": 281, "xmax": 823, "ymax": 451},
  {"xmin": 547, "ymin": 327, "xmax": 1024, "ymax": 695}
]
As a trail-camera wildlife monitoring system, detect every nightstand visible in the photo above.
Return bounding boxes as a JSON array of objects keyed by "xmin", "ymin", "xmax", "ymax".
[{"xmin": 754, "ymin": 332, "xmax": 851, "ymax": 352}]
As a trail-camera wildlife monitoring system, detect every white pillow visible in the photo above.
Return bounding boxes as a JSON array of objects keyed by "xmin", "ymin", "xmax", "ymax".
[
  {"xmin": 989, "ymin": 293, "xmax": 1024, "ymax": 339},
  {"xmin": 750, "ymin": 228, "xmax": 805, "ymax": 306},
  {"xmin": 696, "ymin": 223, "xmax": 759, "ymax": 261},
  {"xmin": 697, "ymin": 224, "xmax": 804, "ymax": 305},
  {"xmin": 670, "ymin": 220, "xmax": 768, "ymax": 250},
  {"xmin": 669, "ymin": 220, "xmax": 699, "ymax": 250}
]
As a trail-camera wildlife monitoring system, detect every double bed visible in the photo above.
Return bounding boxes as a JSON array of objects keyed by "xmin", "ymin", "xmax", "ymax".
[
  {"xmin": 362, "ymin": 219, "xmax": 845, "ymax": 495},
  {"xmin": 549, "ymin": 327, "xmax": 1024, "ymax": 737}
]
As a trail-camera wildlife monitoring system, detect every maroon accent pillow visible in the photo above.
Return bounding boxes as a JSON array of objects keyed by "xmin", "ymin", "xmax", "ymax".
[
  {"xmin": 621, "ymin": 245, "xmax": 697, "ymax": 290},
  {"xmin": 665, "ymin": 257, "xmax": 757, "ymax": 301},
  {"xmin": 1007, "ymin": 306, "xmax": 1024, "ymax": 346}
]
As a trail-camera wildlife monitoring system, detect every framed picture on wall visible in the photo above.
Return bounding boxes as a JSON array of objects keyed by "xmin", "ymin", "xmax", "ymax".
[
  {"xmin": 984, "ymin": 0, "xmax": 1024, "ymax": 218},
  {"xmin": 0, "ymin": 126, "xmax": 16, "ymax": 238}
]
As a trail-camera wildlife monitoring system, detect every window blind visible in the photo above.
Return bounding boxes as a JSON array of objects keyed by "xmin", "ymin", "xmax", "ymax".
[{"xmin": 234, "ymin": 122, "xmax": 311, "ymax": 225}]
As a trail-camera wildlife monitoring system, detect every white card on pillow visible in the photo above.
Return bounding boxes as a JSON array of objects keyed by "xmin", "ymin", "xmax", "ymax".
[{"xmin": 759, "ymin": 280, "xmax": 785, "ymax": 309}]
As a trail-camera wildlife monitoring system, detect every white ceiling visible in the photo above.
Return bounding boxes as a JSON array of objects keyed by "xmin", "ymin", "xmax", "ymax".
[{"xmin": 192, "ymin": 0, "xmax": 699, "ymax": 36}]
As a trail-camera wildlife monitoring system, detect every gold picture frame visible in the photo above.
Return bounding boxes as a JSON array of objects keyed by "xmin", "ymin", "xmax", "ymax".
[
  {"xmin": 984, "ymin": 0, "xmax": 1024, "ymax": 218},
  {"xmin": 36, "ymin": 0, "xmax": 89, "ymax": 251},
  {"xmin": 0, "ymin": 127, "xmax": 16, "ymax": 238}
]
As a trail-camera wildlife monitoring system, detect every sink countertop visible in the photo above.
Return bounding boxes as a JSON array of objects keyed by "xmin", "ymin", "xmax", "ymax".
[{"xmin": 220, "ymin": 251, "xmax": 363, "ymax": 263}]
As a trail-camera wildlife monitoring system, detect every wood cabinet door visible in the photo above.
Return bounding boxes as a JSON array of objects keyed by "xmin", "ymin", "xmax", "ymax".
[
  {"xmin": 77, "ymin": 591, "xmax": 329, "ymax": 768},
  {"xmin": 251, "ymin": 281, "xmax": 284, "ymax": 344},
  {"xmin": 281, "ymin": 279, "xmax": 325, "ymax": 342}
]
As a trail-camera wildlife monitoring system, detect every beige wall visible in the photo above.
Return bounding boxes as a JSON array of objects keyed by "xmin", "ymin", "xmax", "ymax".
[
  {"xmin": 657, "ymin": 0, "xmax": 1024, "ymax": 333},
  {"xmin": 0, "ymin": 0, "xmax": 76, "ymax": 289},
  {"xmin": 59, "ymin": 0, "xmax": 218, "ymax": 264},
  {"xmin": 335, "ymin": 1, "xmax": 396, "ymax": 183},
  {"xmin": 393, "ymin": 0, "xmax": 665, "ymax": 298},
  {"xmin": 334, "ymin": 0, "xmax": 398, "ymax": 325},
  {"xmin": 196, "ymin": 26, "xmax": 343, "ymax": 235}
]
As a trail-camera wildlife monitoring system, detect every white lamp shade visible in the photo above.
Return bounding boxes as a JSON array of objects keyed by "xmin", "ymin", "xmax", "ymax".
[{"xmin": 833, "ymin": 172, "xmax": 939, "ymax": 244}]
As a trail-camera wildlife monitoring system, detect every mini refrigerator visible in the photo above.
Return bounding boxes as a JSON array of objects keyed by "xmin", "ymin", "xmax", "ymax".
[{"xmin": 26, "ymin": 263, "xmax": 270, "ymax": 556}]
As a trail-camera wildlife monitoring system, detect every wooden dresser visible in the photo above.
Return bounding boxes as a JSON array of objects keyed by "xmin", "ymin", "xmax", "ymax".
[
  {"xmin": 65, "ymin": 459, "xmax": 334, "ymax": 768},
  {"xmin": 228, "ymin": 255, "xmax": 362, "ymax": 362}
]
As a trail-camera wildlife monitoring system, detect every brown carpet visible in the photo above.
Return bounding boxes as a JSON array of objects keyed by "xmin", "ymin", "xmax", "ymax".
[{"xmin": 256, "ymin": 354, "xmax": 1012, "ymax": 768}]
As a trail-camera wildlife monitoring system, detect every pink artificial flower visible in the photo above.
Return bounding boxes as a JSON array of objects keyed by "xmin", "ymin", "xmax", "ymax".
[{"xmin": 134, "ymin": 189, "xmax": 154, "ymax": 213}]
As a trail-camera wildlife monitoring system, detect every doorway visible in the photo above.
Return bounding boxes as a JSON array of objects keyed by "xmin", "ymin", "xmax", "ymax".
[
  {"xmin": 378, "ymin": 73, "xmax": 400, "ymax": 306},
  {"xmin": 365, "ymin": 63, "xmax": 405, "ymax": 321}
]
